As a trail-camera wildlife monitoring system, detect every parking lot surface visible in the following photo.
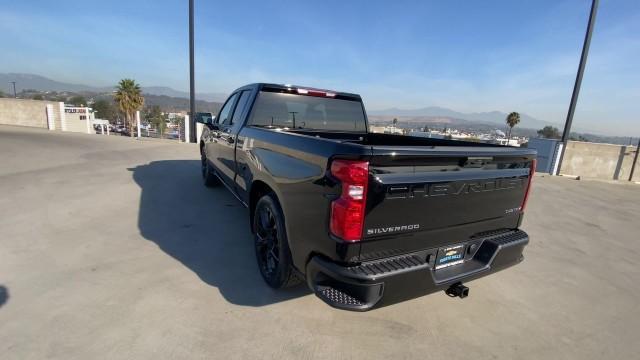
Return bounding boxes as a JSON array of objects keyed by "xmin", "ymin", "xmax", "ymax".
[{"xmin": 1, "ymin": 125, "xmax": 639, "ymax": 359}]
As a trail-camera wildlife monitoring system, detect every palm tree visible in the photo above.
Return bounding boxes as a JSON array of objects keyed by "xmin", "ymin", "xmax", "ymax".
[
  {"xmin": 505, "ymin": 112, "xmax": 521, "ymax": 143},
  {"xmin": 114, "ymin": 79, "xmax": 145, "ymax": 137}
]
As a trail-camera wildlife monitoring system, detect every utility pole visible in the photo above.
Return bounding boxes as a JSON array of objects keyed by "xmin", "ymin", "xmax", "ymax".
[
  {"xmin": 188, "ymin": 0, "xmax": 196, "ymax": 143},
  {"xmin": 10, "ymin": 81, "xmax": 17, "ymax": 98},
  {"xmin": 554, "ymin": 0, "xmax": 599, "ymax": 175}
]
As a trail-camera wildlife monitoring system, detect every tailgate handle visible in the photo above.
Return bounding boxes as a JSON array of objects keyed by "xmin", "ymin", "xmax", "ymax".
[{"xmin": 462, "ymin": 157, "xmax": 492, "ymax": 168}]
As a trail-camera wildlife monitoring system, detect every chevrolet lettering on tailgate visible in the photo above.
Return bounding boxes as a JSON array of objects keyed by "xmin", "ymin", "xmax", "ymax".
[{"xmin": 386, "ymin": 178, "xmax": 525, "ymax": 200}]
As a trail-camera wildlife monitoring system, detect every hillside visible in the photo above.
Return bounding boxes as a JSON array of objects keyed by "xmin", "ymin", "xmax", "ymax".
[
  {"xmin": 368, "ymin": 106, "xmax": 555, "ymax": 130},
  {"xmin": 4, "ymin": 72, "xmax": 634, "ymax": 145},
  {"xmin": 13, "ymin": 88, "xmax": 222, "ymax": 115},
  {"xmin": 0, "ymin": 73, "xmax": 227, "ymax": 102},
  {"xmin": 94, "ymin": 93, "xmax": 222, "ymax": 114}
]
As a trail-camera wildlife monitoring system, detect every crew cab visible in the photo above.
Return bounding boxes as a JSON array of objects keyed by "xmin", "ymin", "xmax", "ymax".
[{"xmin": 198, "ymin": 83, "xmax": 536, "ymax": 311}]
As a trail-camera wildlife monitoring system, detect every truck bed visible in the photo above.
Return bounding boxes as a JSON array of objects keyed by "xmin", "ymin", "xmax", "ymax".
[
  {"xmin": 288, "ymin": 129, "xmax": 503, "ymax": 147},
  {"xmin": 272, "ymin": 127, "xmax": 535, "ymax": 261}
]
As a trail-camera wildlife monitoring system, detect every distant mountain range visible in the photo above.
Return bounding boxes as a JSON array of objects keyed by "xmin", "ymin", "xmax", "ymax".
[
  {"xmin": 3, "ymin": 73, "xmax": 555, "ymax": 129},
  {"xmin": 368, "ymin": 106, "xmax": 556, "ymax": 130},
  {"xmin": 0, "ymin": 73, "xmax": 228, "ymax": 102},
  {"xmin": 3, "ymin": 73, "xmax": 634, "ymax": 144}
]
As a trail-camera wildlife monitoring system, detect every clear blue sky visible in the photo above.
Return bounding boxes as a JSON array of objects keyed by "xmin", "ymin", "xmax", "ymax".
[{"xmin": 1, "ymin": 0, "xmax": 638, "ymax": 135}]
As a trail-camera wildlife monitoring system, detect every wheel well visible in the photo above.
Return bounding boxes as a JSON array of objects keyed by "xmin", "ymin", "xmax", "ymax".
[{"xmin": 249, "ymin": 180, "xmax": 275, "ymax": 232}]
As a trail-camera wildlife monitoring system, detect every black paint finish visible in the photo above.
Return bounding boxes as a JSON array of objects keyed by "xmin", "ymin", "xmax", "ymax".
[{"xmin": 200, "ymin": 83, "xmax": 537, "ymax": 309}]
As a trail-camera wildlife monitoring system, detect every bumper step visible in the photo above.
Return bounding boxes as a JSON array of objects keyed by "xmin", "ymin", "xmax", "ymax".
[
  {"xmin": 316, "ymin": 285, "xmax": 365, "ymax": 308},
  {"xmin": 307, "ymin": 229, "xmax": 529, "ymax": 311}
]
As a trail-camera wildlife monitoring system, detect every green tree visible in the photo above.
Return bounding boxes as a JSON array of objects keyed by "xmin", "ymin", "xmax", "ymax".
[
  {"xmin": 569, "ymin": 133, "xmax": 590, "ymax": 142},
  {"xmin": 114, "ymin": 79, "xmax": 145, "ymax": 137},
  {"xmin": 92, "ymin": 99, "xmax": 117, "ymax": 121},
  {"xmin": 0, "ymin": 90, "xmax": 6, "ymax": 98},
  {"xmin": 505, "ymin": 112, "xmax": 521, "ymax": 142},
  {"xmin": 537, "ymin": 126, "xmax": 561, "ymax": 139},
  {"xmin": 68, "ymin": 95, "xmax": 87, "ymax": 106},
  {"xmin": 145, "ymin": 105, "xmax": 166, "ymax": 135},
  {"xmin": 32, "ymin": 94, "xmax": 44, "ymax": 100}
]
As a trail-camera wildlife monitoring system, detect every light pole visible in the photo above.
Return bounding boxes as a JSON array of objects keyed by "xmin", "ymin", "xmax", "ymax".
[
  {"xmin": 554, "ymin": 0, "xmax": 599, "ymax": 175},
  {"xmin": 10, "ymin": 81, "xmax": 17, "ymax": 98},
  {"xmin": 188, "ymin": 0, "xmax": 196, "ymax": 143},
  {"xmin": 629, "ymin": 138, "xmax": 640, "ymax": 182}
]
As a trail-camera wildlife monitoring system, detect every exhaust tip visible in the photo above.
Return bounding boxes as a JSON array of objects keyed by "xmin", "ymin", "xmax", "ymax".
[{"xmin": 445, "ymin": 283, "xmax": 469, "ymax": 299}]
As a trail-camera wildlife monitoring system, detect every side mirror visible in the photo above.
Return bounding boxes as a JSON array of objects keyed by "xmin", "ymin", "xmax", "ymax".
[{"xmin": 195, "ymin": 113, "xmax": 215, "ymax": 125}]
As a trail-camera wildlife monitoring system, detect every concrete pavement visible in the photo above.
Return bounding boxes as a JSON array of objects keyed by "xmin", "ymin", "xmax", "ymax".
[{"xmin": 0, "ymin": 125, "xmax": 639, "ymax": 359}]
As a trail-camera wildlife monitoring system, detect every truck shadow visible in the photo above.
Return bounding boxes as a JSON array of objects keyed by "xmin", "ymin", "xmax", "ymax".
[{"xmin": 130, "ymin": 160, "xmax": 310, "ymax": 307}]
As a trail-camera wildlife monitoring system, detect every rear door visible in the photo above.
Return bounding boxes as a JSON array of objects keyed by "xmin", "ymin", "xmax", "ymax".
[
  {"xmin": 360, "ymin": 146, "xmax": 536, "ymax": 260},
  {"xmin": 208, "ymin": 92, "xmax": 239, "ymax": 186},
  {"xmin": 216, "ymin": 90, "xmax": 253, "ymax": 189}
]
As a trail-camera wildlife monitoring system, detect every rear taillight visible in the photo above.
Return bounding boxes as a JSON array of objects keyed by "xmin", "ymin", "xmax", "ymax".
[
  {"xmin": 329, "ymin": 159, "xmax": 369, "ymax": 242},
  {"xmin": 520, "ymin": 159, "xmax": 536, "ymax": 212}
]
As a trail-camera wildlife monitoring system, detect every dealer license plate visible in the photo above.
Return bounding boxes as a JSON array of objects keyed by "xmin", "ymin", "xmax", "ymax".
[{"xmin": 435, "ymin": 244, "xmax": 465, "ymax": 269}]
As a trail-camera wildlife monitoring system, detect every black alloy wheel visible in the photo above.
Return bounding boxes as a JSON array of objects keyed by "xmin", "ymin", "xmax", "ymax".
[{"xmin": 253, "ymin": 193, "xmax": 300, "ymax": 288}]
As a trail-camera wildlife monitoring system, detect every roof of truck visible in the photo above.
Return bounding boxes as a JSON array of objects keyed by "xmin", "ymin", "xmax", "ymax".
[{"xmin": 232, "ymin": 83, "xmax": 362, "ymax": 101}]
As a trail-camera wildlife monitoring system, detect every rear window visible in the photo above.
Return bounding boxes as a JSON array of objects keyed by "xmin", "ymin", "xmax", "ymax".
[{"xmin": 248, "ymin": 91, "xmax": 367, "ymax": 132}]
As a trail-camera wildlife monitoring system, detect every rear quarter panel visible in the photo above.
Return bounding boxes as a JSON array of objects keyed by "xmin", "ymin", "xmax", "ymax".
[{"xmin": 235, "ymin": 127, "xmax": 370, "ymax": 270}]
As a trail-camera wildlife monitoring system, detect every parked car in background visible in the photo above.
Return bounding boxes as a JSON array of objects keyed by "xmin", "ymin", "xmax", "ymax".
[
  {"xmin": 120, "ymin": 127, "xmax": 137, "ymax": 137},
  {"xmin": 166, "ymin": 130, "xmax": 180, "ymax": 140},
  {"xmin": 198, "ymin": 83, "xmax": 537, "ymax": 311}
]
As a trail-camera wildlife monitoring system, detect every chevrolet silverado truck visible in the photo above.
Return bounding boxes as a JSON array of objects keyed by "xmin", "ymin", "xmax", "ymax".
[{"xmin": 197, "ymin": 83, "xmax": 536, "ymax": 311}]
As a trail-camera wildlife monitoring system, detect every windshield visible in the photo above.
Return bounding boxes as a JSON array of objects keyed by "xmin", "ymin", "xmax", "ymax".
[{"xmin": 249, "ymin": 91, "xmax": 367, "ymax": 132}]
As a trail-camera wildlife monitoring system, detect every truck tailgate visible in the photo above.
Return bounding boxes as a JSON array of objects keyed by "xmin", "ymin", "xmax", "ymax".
[{"xmin": 360, "ymin": 146, "xmax": 536, "ymax": 260}]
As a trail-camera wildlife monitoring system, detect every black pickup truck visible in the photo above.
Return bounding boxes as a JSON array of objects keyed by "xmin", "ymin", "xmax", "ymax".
[{"xmin": 197, "ymin": 83, "xmax": 536, "ymax": 311}]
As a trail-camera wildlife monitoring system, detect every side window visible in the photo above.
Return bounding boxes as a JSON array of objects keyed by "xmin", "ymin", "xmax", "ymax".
[
  {"xmin": 229, "ymin": 91, "xmax": 252, "ymax": 126},
  {"xmin": 216, "ymin": 92, "xmax": 239, "ymax": 125}
]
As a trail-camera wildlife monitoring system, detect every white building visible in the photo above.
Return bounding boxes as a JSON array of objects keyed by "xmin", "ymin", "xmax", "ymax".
[
  {"xmin": 491, "ymin": 138, "xmax": 521, "ymax": 146},
  {"xmin": 64, "ymin": 106, "xmax": 96, "ymax": 133},
  {"xmin": 369, "ymin": 125, "xmax": 404, "ymax": 135}
]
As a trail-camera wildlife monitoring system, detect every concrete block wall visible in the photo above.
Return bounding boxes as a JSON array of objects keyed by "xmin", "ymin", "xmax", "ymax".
[
  {"xmin": 64, "ymin": 114, "xmax": 89, "ymax": 133},
  {"xmin": 561, "ymin": 141, "xmax": 639, "ymax": 181},
  {"xmin": 617, "ymin": 146, "xmax": 640, "ymax": 181},
  {"xmin": 0, "ymin": 98, "xmax": 63, "ymax": 130}
]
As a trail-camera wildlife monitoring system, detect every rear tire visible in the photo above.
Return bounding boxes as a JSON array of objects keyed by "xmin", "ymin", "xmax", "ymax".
[
  {"xmin": 253, "ymin": 193, "xmax": 300, "ymax": 288},
  {"xmin": 201, "ymin": 152, "xmax": 220, "ymax": 187}
]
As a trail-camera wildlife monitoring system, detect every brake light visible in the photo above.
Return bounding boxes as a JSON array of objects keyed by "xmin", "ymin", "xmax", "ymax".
[
  {"xmin": 520, "ymin": 159, "xmax": 536, "ymax": 212},
  {"xmin": 297, "ymin": 88, "xmax": 336, "ymax": 98},
  {"xmin": 330, "ymin": 159, "xmax": 369, "ymax": 242}
]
